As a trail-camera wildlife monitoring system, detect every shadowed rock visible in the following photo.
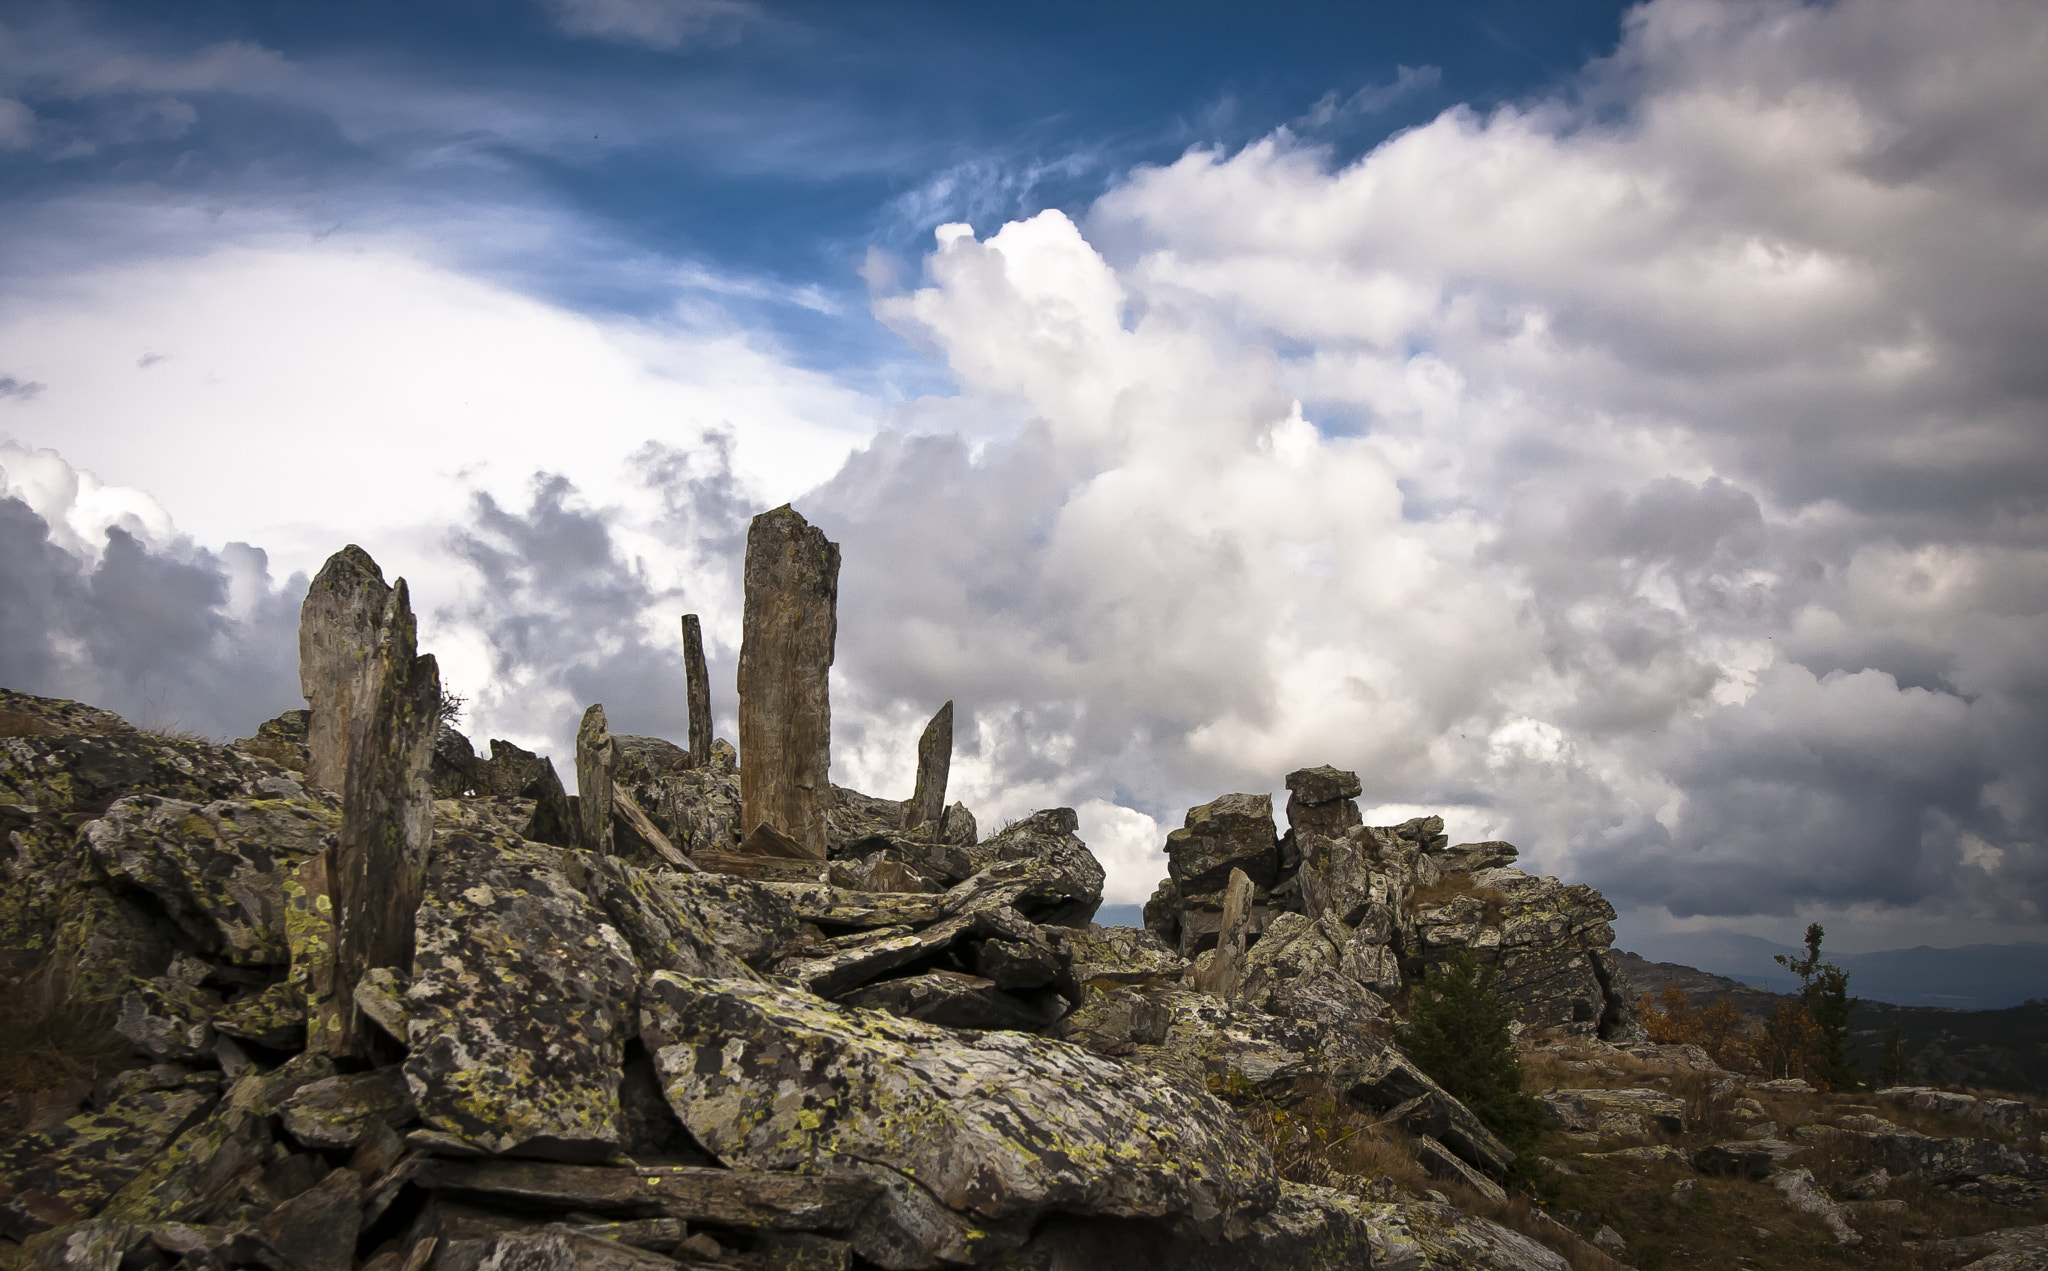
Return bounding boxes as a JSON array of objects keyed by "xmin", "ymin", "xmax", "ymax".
[
  {"xmin": 904, "ymin": 700, "xmax": 952, "ymax": 834},
  {"xmin": 1191, "ymin": 868, "xmax": 1254, "ymax": 998},
  {"xmin": 738, "ymin": 505, "xmax": 840, "ymax": 860}
]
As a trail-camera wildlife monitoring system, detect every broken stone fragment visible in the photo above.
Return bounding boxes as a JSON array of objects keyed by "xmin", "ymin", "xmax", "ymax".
[
  {"xmin": 681, "ymin": 614, "xmax": 713, "ymax": 767},
  {"xmin": 738, "ymin": 504, "xmax": 840, "ymax": 860},
  {"xmin": 212, "ymin": 980, "xmax": 310, "ymax": 1051},
  {"xmin": 0, "ymin": 1075, "xmax": 218, "ymax": 1240},
  {"xmin": 84, "ymin": 794, "xmax": 340, "ymax": 966},
  {"xmin": 325, "ymin": 560, "xmax": 442, "ymax": 1056},
  {"xmin": 957, "ymin": 808, "xmax": 1105, "ymax": 925},
  {"xmin": 277, "ymin": 1067, "xmax": 418, "ymax": 1149},
  {"xmin": 839, "ymin": 971, "xmax": 1062, "ymax": 1031},
  {"xmin": 1190, "ymin": 868, "xmax": 1255, "ymax": 998},
  {"xmin": 255, "ymin": 1167, "xmax": 365, "ymax": 1271},
  {"xmin": 639, "ymin": 971, "xmax": 1277, "ymax": 1269}
]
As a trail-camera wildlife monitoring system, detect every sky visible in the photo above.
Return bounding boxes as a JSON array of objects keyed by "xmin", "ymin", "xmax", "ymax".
[{"xmin": 3, "ymin": 0, "xmax": 2045, "ymax": 962}]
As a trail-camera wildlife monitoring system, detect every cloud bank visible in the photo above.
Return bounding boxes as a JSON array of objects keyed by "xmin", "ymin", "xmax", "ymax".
[{"xmin": 2, "ymin": 0, "xmax": 2042, "ymax": 954}]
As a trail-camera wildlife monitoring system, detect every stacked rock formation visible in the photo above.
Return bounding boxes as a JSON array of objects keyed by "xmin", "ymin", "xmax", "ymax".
[{"xmin": 1143, "ymin": 765, "xmax": 1638, "ymax": 1043}]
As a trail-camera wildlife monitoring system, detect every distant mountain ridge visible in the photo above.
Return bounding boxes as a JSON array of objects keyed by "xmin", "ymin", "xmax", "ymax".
[{"xmin": 1622, "ymin": 930, "xmax": 2048, "ymax": 1010}]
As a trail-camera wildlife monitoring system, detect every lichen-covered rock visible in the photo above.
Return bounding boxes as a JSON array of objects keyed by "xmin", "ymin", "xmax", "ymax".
[
  {"xmin": 1062, "ymin": 924, "xmax": 1186, "ymax": 990},
  {"xmin": 1361, "ymin": 1199, "xmax": 1571, "ymax": 1270},
  {"xmin": 212, "ymin": 979, "xmax": 309, "ymax": 1050},
  {"xmin": 1165, "ymin": 795, "xmax": 1278, "ymax": 895},
  {"xmin": 8, "ymin": 1216, "xmax": 146, "ymax": 1271},
  {"xmin": 1295, "ymin": 828, "xmax": 1390, "ymax": 931},
  {"xmin": 0, "ymin": 1070, "xmax": 218, "ymax": 1239},
  {"xmin": 1282, "ymin": 766, "xmax": 1362, "ymax": 847},
  {"xmin": 99, "ymin": 1054, "xmax": 334, "ymax": 1227},
  {"xmin": 277, "ymin": 1067, "xmax": 418, "ymax": 1149},
  {"xmin": 1403, "ymin": 866, "xmax": 1629, "ymax": 1037},
  {"xmin": 84, "ymin": 793, "xmax": 339, "ymax": 965},
  {"xmin": 577, "ymin": 854, "xmax": 766, "ymax": 981},
  {"xmin": 639, "ymin": 972, "xmax": 1278, "ymax": 1269},
  {"xmin": 402, "ymin": 833, "xmax": 641, "ymax": 1161},
  {"xmin": 113, "ymin": 970, "xmax": 217, "ymax": 1061},
  {"xmin": 958, "ymin": 809, "xmax": 1105, "ymax": 926}
]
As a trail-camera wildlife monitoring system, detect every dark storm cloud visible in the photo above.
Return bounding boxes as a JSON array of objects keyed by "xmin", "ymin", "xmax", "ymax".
[
  {"xmin": 0, "ymin": 495, "xmax": 304, "ymax": 739},
  {"xmin": 441, "ymin": 435, "xmax": 752, "ymax": 773}
]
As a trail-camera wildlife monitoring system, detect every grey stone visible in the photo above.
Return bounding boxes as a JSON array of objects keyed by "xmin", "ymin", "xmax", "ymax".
[
  {"xmin": 256, "ymin": 1167, "xmax": 365, "ymax": 1271},
  {"xmin": 681, "ymin": 613, "xmax": 712, "ymax": 768}
]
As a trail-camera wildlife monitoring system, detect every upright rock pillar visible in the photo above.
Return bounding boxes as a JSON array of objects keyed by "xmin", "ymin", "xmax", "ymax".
[
  {"xmin": 681, "ymin": 613, "xmax": 712, "ymax": 768},
  {"xmin": 298, "ymin": 545, "xmax": 390, "ymax": 794},
  {"xmin": 737, "ymin": 505, "xmax": 840, "ymax": 860},
  {"xmin": 300, "ymin": 547, "xmax": 441, "ymax": 1056},
  {"xmin": 904, "ymin": 700, "xmax": 953, "ymax": 834},
  {"xmin": 577, "ymin": 703, "xmax": 616, "ymax": 855}
]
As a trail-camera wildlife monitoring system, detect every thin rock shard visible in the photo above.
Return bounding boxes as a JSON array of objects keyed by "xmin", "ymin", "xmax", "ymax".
[
  {"xmin": 681, "ymin": 613, "xmax": 712, "ymax": 768},
  {"xmin": 737, "ymin": 505, "xmax": 840, "ymax": 860},
  {"xmin": 904, "ymin": 699, "xmax": 952, "ymax": 834},
  {"xmin": 1192, "ymin": 867, "xmax": 1255, "ymax": 998},
  {"xmin": 577, "ymin": 703, "xmax": 616, "ymax": 855},
  {"xmin": 321, "ymin": 558, "xmax": 441, "ymax": 1057}
]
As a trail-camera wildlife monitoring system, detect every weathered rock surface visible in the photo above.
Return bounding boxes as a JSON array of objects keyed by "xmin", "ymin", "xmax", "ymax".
[
  {"xmin": 738, "ymin": 505, "xmax": 840, "ymax": 859},
  {"xmin": 402, "ymin": 832, "xmax": 640, "ymax": 1160},
  {"xmin": 640, "ymin": 972, "xmax": 1277, "ymax": 1268},
  {"xmin": 297, "ymin": 545, "xmax": 392, "ymax": 795}
]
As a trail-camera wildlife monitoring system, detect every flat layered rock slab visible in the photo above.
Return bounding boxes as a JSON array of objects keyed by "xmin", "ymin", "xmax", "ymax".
[
  {"xmin": 404, "ymin": 833, "xmax": 640, "ymax": 1160},
  {"xmin": 413, "ymin": 1159, "xmax": 881, "ymax": 1231},
  {"xmin": 639, "ymin": 972, "xmax": 1276, "ymax": 1250},
  {"xmin": 0, "ymin": 1077, "xmax": 218, "ymax": 1239}
]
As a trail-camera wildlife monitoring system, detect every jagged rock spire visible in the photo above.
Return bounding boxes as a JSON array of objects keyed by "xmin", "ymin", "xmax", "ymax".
[{"xmin": 904, "ymin": 700, "xmax": 952, "ymax": 834}]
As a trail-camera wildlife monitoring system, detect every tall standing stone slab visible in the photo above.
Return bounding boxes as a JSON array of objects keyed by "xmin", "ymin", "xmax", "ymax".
[
  {"xmin": 325, "ymin": 567, "xmax": 441, "ymax": 1057},
  {"xmin": 737, "ymin": 505, "xmax": 840, "ymax": 860},
  {"xmin": 577, "ymin": 704, "xmax": 616, "ymax": 856},
  {"xmin": 904, "ymin": 700, "xmax": 952, "ymax": 834},
  {"xmin": 298, "ymin": 545, "xmax": 392, "ymax": 794},
  {"xmin": 681, "ymin": 614, "xmax": 712, "ymax": 768}
]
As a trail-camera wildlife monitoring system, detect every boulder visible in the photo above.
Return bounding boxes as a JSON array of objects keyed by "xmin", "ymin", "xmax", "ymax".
[
  {"xmin": 639, "ymin": 972, "xmax": 1277, "ymax": 1269},
  {"xmin": 1166, "ymin": 795, "xmax": 1279, "ymax": 895},
  {"xmin": 1282, "ymin": 766, "xmax": 1362, "ymax": 844},
  {"xmin": 958, "ymin": 808, "xmax": 1105, "ymax": 926}
]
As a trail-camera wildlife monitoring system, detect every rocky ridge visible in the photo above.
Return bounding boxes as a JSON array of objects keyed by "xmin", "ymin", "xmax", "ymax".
[{"xmin": 4, "ymin": 521, "xmax": 2044, "ymax": 1271}]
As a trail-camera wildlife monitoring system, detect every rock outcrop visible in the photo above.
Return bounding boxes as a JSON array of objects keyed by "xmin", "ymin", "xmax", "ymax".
[{"xmin": 17, "ymin": 533, "xmax": 1932, "ymax": 1271}]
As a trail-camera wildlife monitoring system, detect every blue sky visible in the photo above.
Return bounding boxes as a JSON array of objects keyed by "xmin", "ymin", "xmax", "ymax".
[{"xmin": 4, "ymin": 0, "xmax": 2046, "ymax": 960}]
